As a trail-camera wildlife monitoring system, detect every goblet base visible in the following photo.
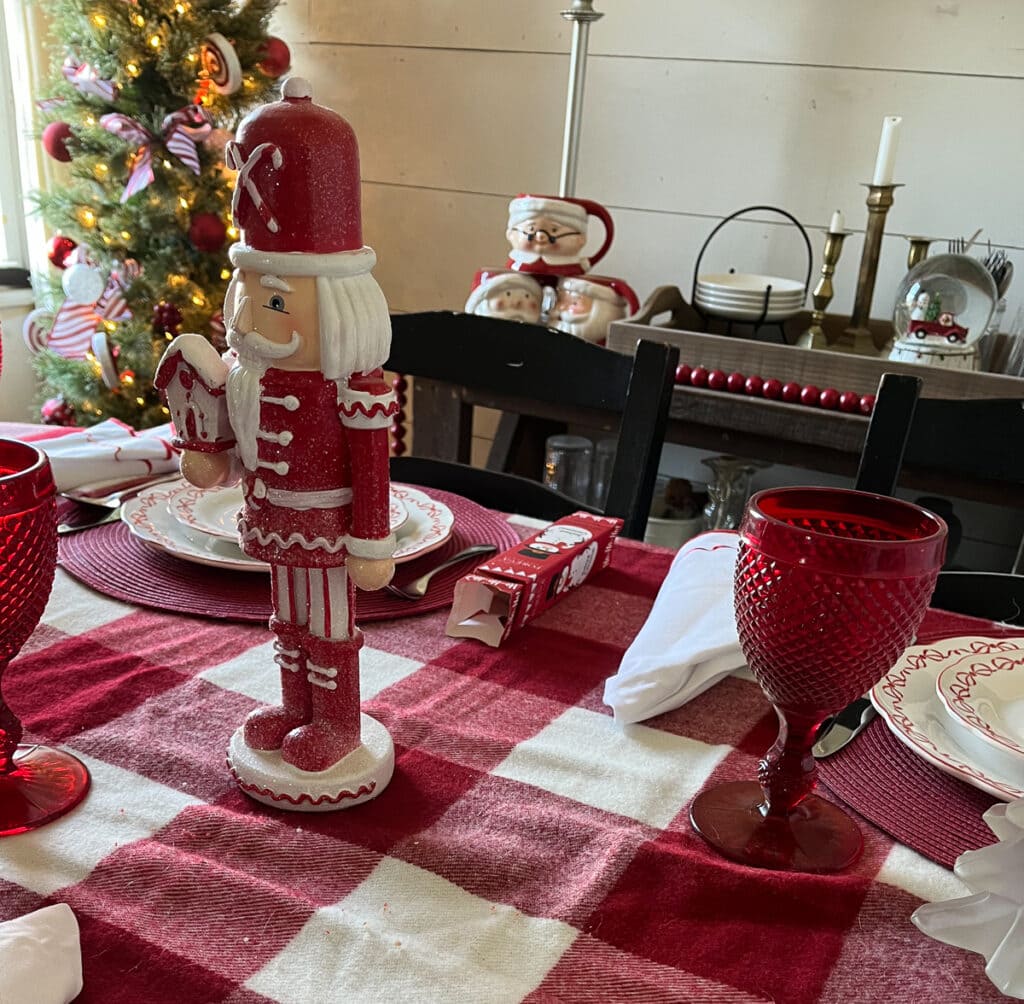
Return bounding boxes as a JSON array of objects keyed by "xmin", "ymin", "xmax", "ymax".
[
  {"xmin": 690, "ymin": 780, "xmax": 863, "ymax": 873},
  {"xmin": 0, "ymin": 746, "xmax": 91, "ymax": 837}
]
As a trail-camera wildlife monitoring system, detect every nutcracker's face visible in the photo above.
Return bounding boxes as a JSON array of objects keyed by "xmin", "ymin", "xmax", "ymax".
[
  {"xmin": 506, "ymin": 216, "xmax": 586, "ymax": 257},
  {"xmin": 228, "ymin": 269, "xmax": 321, "ymax": 370}
]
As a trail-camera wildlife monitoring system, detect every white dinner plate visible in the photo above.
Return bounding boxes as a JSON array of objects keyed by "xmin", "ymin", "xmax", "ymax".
[
  {"xmin": 871, "ymin": 636, "xmax": 1024, "ymax": 801},
  {"xmin": 123, "ymin": 484, "xmax": 269, "ymax": 573},
  {"xmin": 167, "ymin": 482, "xmax": 409, "ymax": 539},
  {"xmin": 696, "ymin": 272, "xmax": 805, "ymax": 295},
  {"xmin": 694, "ymin": 294, "xmax": 803, "ymax": 323},
  {"xmin": 935, "ymin": 644, "xmax": 1024, "ymax": 766},
  {"xmin": 695, "ymin": 283, "xmax": 805, "ymax": 303},
  {"xmin": 124, "ymin": 481, "xmax": 454, "ymax": 573}
]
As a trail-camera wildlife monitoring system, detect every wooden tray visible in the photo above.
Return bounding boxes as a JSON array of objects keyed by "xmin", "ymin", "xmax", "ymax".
[{"xmin": 609, "ymin": 285, "xmax": 1024, "ymax": 400}]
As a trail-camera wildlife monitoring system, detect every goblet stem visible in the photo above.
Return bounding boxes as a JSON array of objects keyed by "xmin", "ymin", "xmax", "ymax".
[
  {"xmin": 0, "ymin": 661, "xmax": 23, "ymax": 776},
  {"xmin": 758, "ymin": 706, "xmax": 823, "ymax": 817}
]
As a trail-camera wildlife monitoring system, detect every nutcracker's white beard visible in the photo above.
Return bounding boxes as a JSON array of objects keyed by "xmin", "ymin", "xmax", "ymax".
[{"xmin": 226, "ymin": 362, "xmax": 266, "ymax": 472}]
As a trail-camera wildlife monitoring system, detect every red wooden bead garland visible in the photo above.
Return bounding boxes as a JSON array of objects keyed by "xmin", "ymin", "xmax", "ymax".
[{"xmin": 667, "ymin": 358, "xmax": 876, "ymax": 416}]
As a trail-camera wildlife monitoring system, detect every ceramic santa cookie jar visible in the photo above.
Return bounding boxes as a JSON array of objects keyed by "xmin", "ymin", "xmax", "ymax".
[
  {"xmin": 552, "ymin": 275, "xmax": 640, "ymax": 345},
  {"xmin": 464, "ymin": 269, "xmax": 543, "ymax": 324},
  {"xmin": 156, "ymin": 77, "xmax": 398, "ymax": 811},
  {"xmin": 505, "ymin": 194, "xmax": 614, "ymax": 282}
]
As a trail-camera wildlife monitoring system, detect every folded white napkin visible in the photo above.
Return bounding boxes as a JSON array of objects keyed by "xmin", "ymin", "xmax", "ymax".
[
  {"xmin": 913, "ymin": 798, "xmax": 1024, "ymax": 999},
  {"xmin": 604, "ymin": 531, "xmax": 744, "ymax": 724},
  {"xmin": 39, "ymin": 418, "xmax": 179, "ymax": 492},
  {"xmin": 0, "ymin": 904, "xmax": 83, "ymax": 1004}
]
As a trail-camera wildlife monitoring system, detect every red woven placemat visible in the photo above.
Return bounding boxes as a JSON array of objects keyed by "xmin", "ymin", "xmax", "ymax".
[
  {"xmin": 58, "ymin": 487, "xmax": 521, "ymax": 624},
  {"xmin": 817, "ymin": 718, "xmax": 1000, "ymax": 869},
  {"xmin": 818, "ymin": 609, "xmax": 1024, "ymax": 869}
]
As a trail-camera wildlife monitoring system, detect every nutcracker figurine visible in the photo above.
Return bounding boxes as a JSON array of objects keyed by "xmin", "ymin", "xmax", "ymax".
[{"xmin": 156, "ymin": 77, "xmax": 398, "ymax": 810}]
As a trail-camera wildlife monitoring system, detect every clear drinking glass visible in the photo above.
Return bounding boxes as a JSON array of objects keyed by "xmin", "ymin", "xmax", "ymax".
[
  {"xmin": 702, "ymin": 455, "xmax": 766, "ymax": 531},
  {"xmin": 543, "ymin": 434, "xmax": 593, "ymax": 503},
  {"xmin": 0, "ymin": 439, "xmax": 91, "ymax": 836},
  {"xmin": 589, "ymin": 438, "xmax": 617, "ymax": 509},
  {"xmin": 690, "ymin": 487, "xmax": 946, "ymax": 872}
]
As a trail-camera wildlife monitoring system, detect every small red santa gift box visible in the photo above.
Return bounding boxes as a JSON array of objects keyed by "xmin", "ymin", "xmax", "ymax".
[{"xmin": 445, "ymin": 511, "xmax": 623, "ymax": 647}]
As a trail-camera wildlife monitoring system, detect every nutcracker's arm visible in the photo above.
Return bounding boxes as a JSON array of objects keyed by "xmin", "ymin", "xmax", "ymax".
[
  {"xmin": 155, "ymin": 333, "xmax": 236, "ymax": 453},
  {"xmin": 338, "ymin": 368, "xmax": 398, "ymax": 560}
]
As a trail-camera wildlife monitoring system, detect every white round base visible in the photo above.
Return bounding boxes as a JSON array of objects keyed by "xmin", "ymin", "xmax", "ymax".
[
  {"xmin": 227, "ymin": 713, "xmax": 394, "ymax": 812},
  {"xmin": 889, "ymin": 338, "xmax": 979, "ymax": 371}
]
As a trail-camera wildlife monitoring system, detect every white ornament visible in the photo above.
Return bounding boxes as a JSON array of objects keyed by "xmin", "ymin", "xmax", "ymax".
[
  {"xmin": 61, "ymin": 262, "xmax": 105, "ymax": 305},
  {"xmin": 913, "ymin": 797, "xmax": 1024, "ymax": 999}
]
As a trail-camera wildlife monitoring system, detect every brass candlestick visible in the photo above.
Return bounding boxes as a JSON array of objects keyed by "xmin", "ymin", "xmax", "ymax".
[
  {"xmin": 905, "ymin": 236, "xmax": 932, "ymax": 270},
  {"xmin": 798, "ymin": 229, "xmax": 850, "ymax": 349},
  {"xmin": 839, "ymin": 183, "xmax": 903, "ymax": 355}
]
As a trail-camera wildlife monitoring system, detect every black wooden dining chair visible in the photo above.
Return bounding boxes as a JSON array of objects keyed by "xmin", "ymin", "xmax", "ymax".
[
  {"xmin": 385, "ymin": 311, "xmax": 679, "ymax": 540},
  {"xmin": 855, "ymin": 372, "xmax": 1024, "ymax": 624}
]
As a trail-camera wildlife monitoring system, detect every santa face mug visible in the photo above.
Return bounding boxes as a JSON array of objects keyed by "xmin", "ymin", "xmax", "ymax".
[
  {"xmin": 504, "ymin": 194, "xmax": 615, "ymax": 280},
  {"xmin": 464, "ymin": 269, "xmax": 543, "ymax": 324},
  {"xmin": 551, "ymin": 275, "xmax": 640, "ymax": 345}
]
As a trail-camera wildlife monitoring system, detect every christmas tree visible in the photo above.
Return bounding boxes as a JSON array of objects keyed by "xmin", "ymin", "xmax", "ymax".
[{"xmin": 26, "ymin": 0, "xmax": 291, "ymax": 428}]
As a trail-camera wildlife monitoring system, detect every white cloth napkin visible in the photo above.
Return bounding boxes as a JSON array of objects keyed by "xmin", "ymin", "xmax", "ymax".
[
  {"xmin": 604, "ymin": 531, "xmax": 744, "ymax": 724},
  {"xmin": 913, "ymin": 798, "xmax": 1024, "ymax": 999},
  {"xmin": 39, "ymin": 418, "xmax": 179, "ymax": 492},
  {"xmin": 0, "ymin": 904, "xmax": 83, "ymax": 1004}
]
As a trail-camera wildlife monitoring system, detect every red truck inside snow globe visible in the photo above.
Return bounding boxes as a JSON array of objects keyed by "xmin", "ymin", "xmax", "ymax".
[{"xmin": 905, "ymin": 289, "xmax": 969, "ymax": 344}]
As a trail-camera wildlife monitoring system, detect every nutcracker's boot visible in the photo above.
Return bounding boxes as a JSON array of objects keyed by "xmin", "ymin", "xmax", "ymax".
[
  {"xmin": 280, "ymin": 630, "xmax": 363, "ymax": 772},
  {"xmin": 243, "ymin": 617, "xmax": 313, "ymax": 751}
]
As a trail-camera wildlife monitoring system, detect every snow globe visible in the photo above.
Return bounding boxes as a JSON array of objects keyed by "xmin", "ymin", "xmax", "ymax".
[{"xmin": 889, "ymin": 253, "xmax": 997, "ymax": 370}]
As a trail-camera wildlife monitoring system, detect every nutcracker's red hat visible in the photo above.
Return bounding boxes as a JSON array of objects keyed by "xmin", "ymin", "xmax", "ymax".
[{"xmin": 226, "ymin": 77, "xmax": 375, "ymax": 278}]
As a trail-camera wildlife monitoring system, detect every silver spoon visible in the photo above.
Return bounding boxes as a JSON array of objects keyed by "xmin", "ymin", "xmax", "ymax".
[{"xmin": 384, "ymin": 544, "xmax": 497, "ymax": 600}]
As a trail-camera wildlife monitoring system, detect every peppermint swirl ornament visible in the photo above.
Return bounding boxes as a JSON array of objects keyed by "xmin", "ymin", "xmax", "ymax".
[{"xmin": 200, "ymin": 33, "xmax": 242, "ymax": 95}]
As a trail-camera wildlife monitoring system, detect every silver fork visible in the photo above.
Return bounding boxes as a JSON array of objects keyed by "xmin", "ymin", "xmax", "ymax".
[
  {"xmin": 384, "ymin": 544, "xmax": 497, "ymax": 600},
  {"xmin": 57, "ymin": 504, "xmax": 125, "ymax": 535}
]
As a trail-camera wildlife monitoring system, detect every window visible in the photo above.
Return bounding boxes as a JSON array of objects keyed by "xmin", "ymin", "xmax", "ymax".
[{"xmin": 0, "ymin": 0, "xmax": 44, "ymax": 278}]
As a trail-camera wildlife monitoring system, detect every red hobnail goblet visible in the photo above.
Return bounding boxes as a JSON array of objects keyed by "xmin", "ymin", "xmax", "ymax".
[
  {"xmin": 690, "ymin": 487, "xmax": 947, "ymax": 872},
  {"xmin": 0, "ymin": 439, "xmax": 90, "ymax": 836}
]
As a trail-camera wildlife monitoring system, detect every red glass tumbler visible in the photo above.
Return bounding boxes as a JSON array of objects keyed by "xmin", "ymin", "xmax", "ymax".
[
  {"xmin": 0, "ymin": 439, "xmax": 90, "ymax": 836},
  {"xmin": 690, "ymin": 487, "xmax": 946, "ymax": 872}
]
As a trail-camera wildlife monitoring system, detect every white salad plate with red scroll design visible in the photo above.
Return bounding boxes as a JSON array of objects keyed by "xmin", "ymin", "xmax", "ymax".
[
  {"xmin": 871, "ymin": 636, "xmax": 1024, "ymax": 801},
  {"xmin": 935, "ymin": 645, "xmax": 1024, "ymax": 769}
]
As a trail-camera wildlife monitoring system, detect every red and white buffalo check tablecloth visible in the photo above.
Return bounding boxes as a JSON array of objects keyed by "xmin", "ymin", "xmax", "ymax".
[{"xmin": 1, "ymin": 527, "xmax": 1013, "ymax": 1003}]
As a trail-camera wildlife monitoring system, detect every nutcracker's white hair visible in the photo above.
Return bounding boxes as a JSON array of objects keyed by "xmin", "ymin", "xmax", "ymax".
[{"xmin": 316, "ymin": 271, "xmax": 392, "ymax": 380}]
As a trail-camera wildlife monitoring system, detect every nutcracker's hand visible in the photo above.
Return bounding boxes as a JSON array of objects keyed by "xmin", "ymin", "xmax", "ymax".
[
  {"xmin": 347, "ymin": 556, "xmax": 395, "ymax": 591},
  {"xmin": 180, "ymin": 450, "xmax": 235, "ymax": 489}
]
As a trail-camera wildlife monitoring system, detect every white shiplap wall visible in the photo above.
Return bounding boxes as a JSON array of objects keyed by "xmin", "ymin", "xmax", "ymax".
[
  {"xmin": 271, "ymin": 1, "xmax": 1024, "ymax": 472},
  {"xmin": 273, "ymin": 0, "xmax": 1024, "ymax": 321}
]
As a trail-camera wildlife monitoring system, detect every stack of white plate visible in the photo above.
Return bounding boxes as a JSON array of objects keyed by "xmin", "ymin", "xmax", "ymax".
[
  {"xmin": 695, "ymin": 273, "xmax": 806, "ymax": 322},
  {"xmin": 121, "ymin": 478, "xmax": 455, "ymax": 573},
  {"xmin": 872, "ymin": 636, "xmax": 1024, "ymax": 801}
]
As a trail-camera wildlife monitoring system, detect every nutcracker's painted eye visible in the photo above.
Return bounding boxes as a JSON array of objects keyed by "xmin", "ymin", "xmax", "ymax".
[{"xmin": 265, "ymin": 294, "xmax": 288, "ymax": 313}]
